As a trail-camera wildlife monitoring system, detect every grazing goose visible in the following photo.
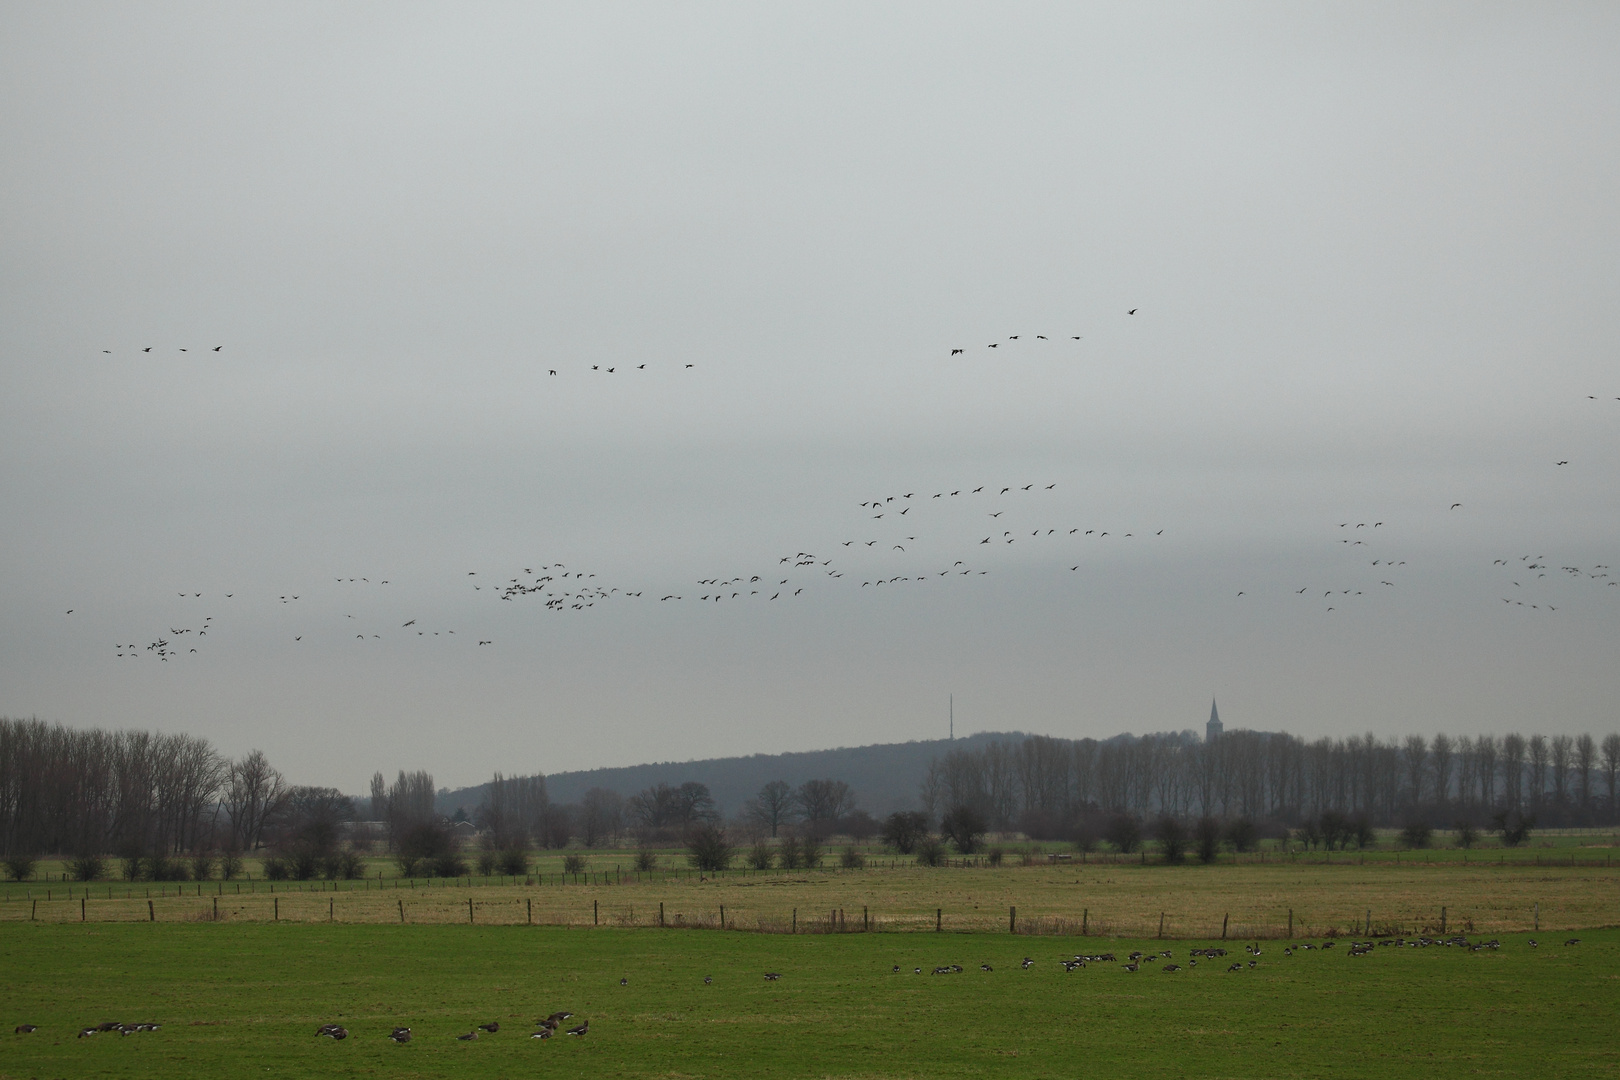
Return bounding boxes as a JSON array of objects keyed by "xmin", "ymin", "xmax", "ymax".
[
  {"xmin": 566, "ymin": 1020, "xmax": 589, "ymax": 1037},
  {"xmin": 477, "ymin": 1021, "xmax": 499, "ymax": 1033},
  {"xmin": 14, "ymin": 1024, "xmax": 38, "ymax": 1034},
  {"xmin": 456, "ymin": 1030, "xmax": 479, "ymax": 1041}
]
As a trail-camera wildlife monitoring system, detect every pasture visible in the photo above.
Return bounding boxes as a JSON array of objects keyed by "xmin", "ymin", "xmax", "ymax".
[
  {"xmin": 1, "ymin": 922, "xmax": 1616, "ymax": 1078},
  {"xmin": 6, "ymin": 854, "xmax": 1619, "ymax": 939}
]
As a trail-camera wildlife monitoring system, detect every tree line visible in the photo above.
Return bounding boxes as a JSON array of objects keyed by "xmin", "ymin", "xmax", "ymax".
[
  {"xmin": 919, "ymin": 728, "xmax": 1620, "ymax": 841},
  {"xmin": 0, "ymin": 716, "xmax": 349, "ymax": 881},
  {"xmin": 8, "ymin": 714, "xmax": 1620, "ymax": 883}
]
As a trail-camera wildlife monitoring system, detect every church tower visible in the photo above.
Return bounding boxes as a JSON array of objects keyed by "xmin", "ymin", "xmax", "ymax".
[{"xmin": 1206, "ymin": 698, "xmax": 1223, "ymax": 743}]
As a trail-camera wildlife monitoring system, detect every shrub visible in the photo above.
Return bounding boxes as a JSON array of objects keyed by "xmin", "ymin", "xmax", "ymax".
[
  {"xmin": 431, "ymin": 853, "xmax": 468, "ymax": 878},
  {"xmin": 881, "ymin": 811, "xmax": 929, "ymax": 855},
  {"xmin": 396, "ymin": 854, "xmax": 424, "ymax": 878},
  {"xmin": 840, "ymin": 846, "xmax": 865, "ymax": 869},
  {"xmin": 262, "ymin": 856, "xmax": 291, "ymax": 880},
  {"xmin": 476, "ymin": 849, "xmax": 498, "ymax": 876},
  {"xmin": 69, "ymin": 855, "xmax": 106, "ymax": 882},
  {"xmin": 1350, "ymin": 815, "xmax": 1377, "ymax": 850},
  {"xmin": 940, "ymin": 804, "xmax": 987, "ymax": 854},
  {"xmin": 288, "ymin": 848, "xmax": 321, "ymax": 880},
  {"xmin": 985, "ymin": 846, "xmax": 1004, "ymax": 867},
  {"xmin": 4, "ymin": 854, "xmax": 38, "ymax": 882},
  {"xmin": 633, "ymin": 849, "xmax": 658, "ymax": 871},
  {"xmin": 1153, "ymin": 816, "xmax": 1188, "ymax": 864},
  {"xmin": 747, "ymin": 841, "xmax": 773, "ymax": 870},
  {"xmin": 840, "ymin": 809, "xmax": 880, "ymax": 841},
  {"xmin": 396, "ymin": 821, "xmax": 453, "ymax": 862},
  {"xmin": 800, "ymin": 834, "xmax": 823, "ymax": 869},
  {"xmin": 497, "ymin": 848, "xmax": 530, "ymax": 876},
  {"xmin": 1292, "ymin": 819, "xmax": 1321, "ymax": 850},
  {"xmin": 1224, "ymin": 816, "xmax": 1258, "ymax": 853},
  {"xmin": 326, "ymin": 850, "xmax": 366, "ymax": 880},
  {"xmin": 1195, "ymin": 816, "xmax": 1222, "ymax": 864},
  {"xmin": 1454, "ymin": 821, "xmax": 1479, "ymax": 849},
  {"xmin": 149, "ymin": 855, "xmax": 189, "ymax": 881},
  {"xmin": 1492, "ymin": 810, "xmax": 1535, "ymax": 847},
  {"xmin": 562, "ymin": 853, "xmax": 588, "ymax": 874},
  {"xmin": 219, "ymin": 851, "xmax": 244, "ymax": 880},
  {"xmin": 686, "ymin": 824, "xmax": 734, "ymax": 873},
  {"xmin": 121, "ymin": 855, "xmax": 145, "ymax": 881},
  {"xmin": 1400, "ymin": 821, "xmax": 1433, "ymax": 849},
  {"xmin": 1104, "ymin": 813, "xmax": 1142, "ymax": 854},
  {"xmin": 777, "ymin": 835, "xmax": 804, "ymax": 870},
  {"xmin": 189, "ymin": 852, "xmax": 216, "ymax": 881},
  {"xmin": 915, "ymin": 837, "xmax": 946, "ymax": 867},
  {"xmin": 1318, "ymin": 810, "xmax": 1350, "ymax": 850}
]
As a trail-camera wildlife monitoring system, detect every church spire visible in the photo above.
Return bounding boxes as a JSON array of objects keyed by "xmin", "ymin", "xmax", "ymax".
[{"xmin": 1206, "ymin": 698, "xmax": 1223, "ymax": 743}]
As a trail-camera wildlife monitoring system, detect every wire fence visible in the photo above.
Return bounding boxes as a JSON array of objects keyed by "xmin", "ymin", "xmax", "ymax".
[{"xmin": 1, "ymin": 885, "xmax": 1604, "ymax": 940}]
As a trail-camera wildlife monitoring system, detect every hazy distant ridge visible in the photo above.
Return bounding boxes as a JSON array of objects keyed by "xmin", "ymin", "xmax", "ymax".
[{"xmin": 436, "ymin": 731, "xmax": 1033, "ymax": 819}]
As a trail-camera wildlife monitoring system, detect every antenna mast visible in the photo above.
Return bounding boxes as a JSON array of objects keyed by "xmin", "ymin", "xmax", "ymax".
[{"xmin": 949, "ymin": 693, "xmax": 954, "ymax": 740}]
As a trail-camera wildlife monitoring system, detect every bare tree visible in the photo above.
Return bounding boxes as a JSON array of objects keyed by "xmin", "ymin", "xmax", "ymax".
[
  {"xmin": 225, "ymin": 750, "xmax": 286, "ymax": 852},
  {"xmin": 795, "ymin": 779, "xmax": 855, "ymax": 836},
  {"xmin": 1574, "ymin": 734, "xmax": 1597, "ymax": 817},
  {"xmin": 1430, "ymin": 733, "xmax": 1455, "ymax": 806},
  {"xmin": 1527, "ymin": 735, "xmax": 1549, "ymax": 812},
  {"xmin": 746, "ymin": 780, "xmax": 795, "ymax": 838},
  {"xmin": 1602, "ymin": 734, "xmax": 1620, "ymax": 818},
  {"xmin": 1550, "ymin": 735, "xmax": 1573, "ymax": 811},
  {"xmin": 1401, "ymin": 734, "xmax": 1428, "ymax": 807}
]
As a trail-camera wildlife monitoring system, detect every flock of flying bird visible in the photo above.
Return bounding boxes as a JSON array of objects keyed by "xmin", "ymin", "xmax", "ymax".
[
  {"xmin": 98, "ymin": 479, "xmax": 1166, "ymax": 658},
  {"xmin": 74, "ymin": 328, "xmax": 1618, "ymax": 656}
]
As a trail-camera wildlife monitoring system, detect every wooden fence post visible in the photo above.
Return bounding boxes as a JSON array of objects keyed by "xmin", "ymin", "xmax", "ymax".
[
  {"xmin": 1157, "ymin": 912, "xmax": 1164, "ymax": 938},
  {"xmin": 1440, "ymin": 906, "xmax": 1446, "ymax": 934},
  {"xmin": 936, "ymin": 908, "xmax": 942, "ymax": 932},
  {"xmin": 329, "ymin": 898, "xmax": 334, "ymax": 923},
  {"xmin": 660, "ymin": 902, "xmax": 665, "ymax": 928},
  {"xmin": 1365, "ymin": 908, "xmax": 1371, "ymax": 935},
  {"xmin": 468, "ymin": 898, "xmax": 474, "ymax": 924},
  {"xmin": 864, "ymin": 905, "xmax": 869, "ymax": 932},
  {"xmin": 213, "ymin": 897, "xmax": 219, "ymax": 922},
  {"xmin": 1010, "ymin": 906, "xmax": 1016, "ymax": 934},
  {"xmin": 791, "ymin": 907, "xmax": 796, "ymax": 934},
  {"xmin": 1534, "ymin": 903, "xmax": 1539, "ymax": 931},
  {"xmin": 81, "ymin": 897, "xmax": 86, "ymax": 922},
  {"xmin": 1222, "ymin": 913, "xmax": 1229, "ymax": 940},
  {"xmin": 594, "ymin": 899, "xmax": 598, "ymax": 926},
  {"xmin": 273, "ymin": 897, "xmax": 278, "ymax": 921},
  {"xmin": 32, "ymin": 899, "xmax": 37, "ymax": 921},
  {"xmin": 1288, "ymin": 909, "xmax": 1293, "ymax": 938},
  {"xmin": 1082, "ymin": 908, "xmax": 1088, "ymax": 936},
  {"xmin": 720, "ymin": 904, "xmax": 725, "ymax": 929},
  {"xmin": 398, "ymin": 899, "xmax": 404, "ymax": 923}
]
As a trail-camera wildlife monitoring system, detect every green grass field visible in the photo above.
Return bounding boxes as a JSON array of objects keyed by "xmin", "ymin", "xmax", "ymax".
[{"xmin": 1, "ymin": 922, "xmax": 1616, "ymax": 1078}]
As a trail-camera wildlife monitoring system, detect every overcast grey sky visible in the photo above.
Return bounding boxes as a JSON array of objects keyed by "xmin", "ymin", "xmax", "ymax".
[{"xmin": 3, "ymin": 3, "xmax": 1617, "ymax": 793}]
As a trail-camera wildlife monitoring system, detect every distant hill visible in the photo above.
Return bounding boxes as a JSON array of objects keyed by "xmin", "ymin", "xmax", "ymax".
[{"xmin": 435, "ymin": 731, "xmax": 1032, "ymax": 821}]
